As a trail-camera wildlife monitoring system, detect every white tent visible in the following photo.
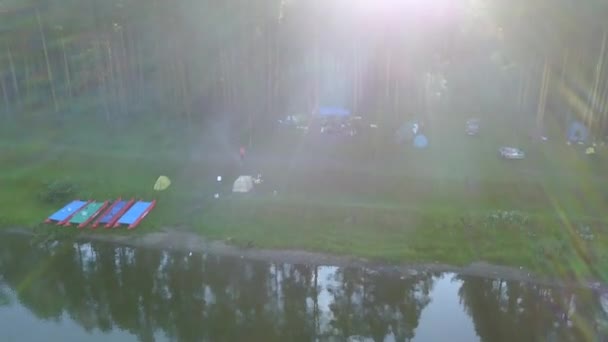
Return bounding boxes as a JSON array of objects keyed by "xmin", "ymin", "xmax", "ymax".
[{"xmin": 232, "ymin": 176, "xmax": 254, "ymax": 193}]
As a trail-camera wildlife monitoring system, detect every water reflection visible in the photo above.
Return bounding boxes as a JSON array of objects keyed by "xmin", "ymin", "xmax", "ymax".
[
  {"xmin": 0, "ymin": 234, "xmax": 606, "ymax": 341},
  {"xmin": 414, "ymin": 275, "xmax": 477, "ymax": 341}
]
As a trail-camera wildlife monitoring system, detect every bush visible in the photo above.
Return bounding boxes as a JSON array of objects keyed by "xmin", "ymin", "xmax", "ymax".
[
  {"xmin": 484, "ymin": 210, "xmax": 531, "ymax": 228},
  {"xmin": 38, "ymin": 180, "xmax": 79, "ymax": 204}
]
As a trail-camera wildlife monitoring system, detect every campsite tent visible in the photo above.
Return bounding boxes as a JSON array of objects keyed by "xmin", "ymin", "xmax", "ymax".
[
  {"xmin": 153, "ymin": 176, "xmax": 171, "ymax": 191},
  {"xmin": 568, "ymin": 121, "xmax": 589, "ymax": 144},
  {"xmin": 414, "ymin": 134, "xmax": 429, "ymax": 149},
  {"xmin": 233, "ymin": 176, "xmax": 254, "ymax": 193}
]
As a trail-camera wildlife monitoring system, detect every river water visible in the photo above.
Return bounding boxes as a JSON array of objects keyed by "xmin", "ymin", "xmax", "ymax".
[{"xmin": 0, "ymin": 233, "xmax": 606, "ymax": 342}]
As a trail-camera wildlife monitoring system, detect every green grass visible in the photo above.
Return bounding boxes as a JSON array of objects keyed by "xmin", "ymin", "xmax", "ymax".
[{"xmin": 2, "ymin": 116, "xmax": 608, "ymax": 279}]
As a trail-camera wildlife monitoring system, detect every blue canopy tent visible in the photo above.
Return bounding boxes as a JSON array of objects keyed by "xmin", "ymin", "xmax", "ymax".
[{"xmin": 567, "ymin": 121, "xmax": 589, "ymax": 143}]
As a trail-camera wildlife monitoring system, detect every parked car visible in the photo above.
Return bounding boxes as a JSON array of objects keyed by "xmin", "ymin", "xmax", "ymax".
[
  {"xmin": 278, "ymin": 114, "xmax": 310, "ymax": 133},
  {"xmin": 466, "ymin": 118, "xmax": 480, "ymax": 136},
  {"xmin": 320, "ymin": 119, "xmax": 357, "ymax": 137},
  {"xmin": 499, "ymin": 147, "xmax": 525, "ymax": 159}
]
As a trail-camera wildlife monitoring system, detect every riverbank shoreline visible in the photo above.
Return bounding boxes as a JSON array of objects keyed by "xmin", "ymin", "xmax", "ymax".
[{"xmin": 7, "ymin": 227, "xmax": 606, "ymax": 291}]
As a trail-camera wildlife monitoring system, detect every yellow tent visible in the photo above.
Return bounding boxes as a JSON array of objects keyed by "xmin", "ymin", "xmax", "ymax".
[{"xmin": 154, "ymin": 176, "xmax": 171, "ymax": 191}]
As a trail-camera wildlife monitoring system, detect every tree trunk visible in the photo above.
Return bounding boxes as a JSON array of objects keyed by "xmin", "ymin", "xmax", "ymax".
[
  {"xmin": 6, "ymin": 46, "xmax": 20, "ymax": 109},
  {"xmin": 25, "ymin": 60, "xmax": 30, "ymax": 102},
  {"xmin": 233, "ymin": 48, "xmax": 240, "ymax": 113},
  {"xmin": 178, "ymin": 55, "xmax": 191, "ymax": 124},
  {"xmin": 521, "ymin": 67, "xmax": 531, "ymax": 116},
  {"xmin": 128, "ymin": 29, "xmax": 143, "ymax": 110},
  {"xmin": 106, "ymin": 39, "xmax": 118, "ymax": 110},
  {"xmin": 136, "ymin": 38, "xmax": 145, "ymax": 106},
  {"xmin": 266, "ymin": 28, "xmax": 273, "ymax": 116},
  {"xmin": 89, "ymin": 0, "xmax": 109, "ymax": 121},
  {"xmin": 559, "ymin": 51, "xmax": 569, "ymax": 126},
  {"xmin": 36, "ymin": 8, "xmax": 59, "ymax": 113},
  {"xmin": 272, "ymin": 34, "xmax": 281, "ymax": 117},
  {"xmin": 118, "ymin": 28, "xmax": 129, "ymax": 115},
  {"xmin": 385, "ymin": 48, "xmax": 392, "ymax": 114},
  {"xmin": 94, "ymin": 38, "xmax": 111, "ymax": 122},
  {"xmin": 352, "ymin": 44, "xmax": 359, "ymax": 115},
  {"xmin": 560, "ymin": 51, "xmax": 568, "ymax": 86},
  {"xmin": 394, "ymin": 77, "xmax": 400, "ymax": 120},
  {"xmin": 62, "ymin": 39, "xmax": 73, "ymax": 100},
  {"xmin": 599, "ymin": 76, "xmax": 608, "ymax": 134},
  {"xmin": 1, "ymin": 75, "xmax": 10, "ymax": 120},
  {"xmin": 536, "ymin": 59, "xmax": 550, "ymax": 130},
  {"xmin": 589, "ymin": 29, "xmax": 607, "ymax": 130},
  {"xmin": 219, "ymin": 50, "xmax": 229, "ymax": 111},
  {"xmin": 314, "ymin": 39, "xmax": 320, "ymax": 114},
  {"xmin": 245, "ymin": 46, "xmax": 253, "ymax": 148}
]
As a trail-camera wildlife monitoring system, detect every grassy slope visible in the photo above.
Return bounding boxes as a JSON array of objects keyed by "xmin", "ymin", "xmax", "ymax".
[{"xmin": 2, "ymin": 115, "xmax": 608, "ymax": 278}]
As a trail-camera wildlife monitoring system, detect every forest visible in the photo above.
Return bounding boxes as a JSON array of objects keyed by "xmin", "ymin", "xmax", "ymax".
[{"xmin": 1, "ymin": 0, "xmax": 607, "ymax": 137}]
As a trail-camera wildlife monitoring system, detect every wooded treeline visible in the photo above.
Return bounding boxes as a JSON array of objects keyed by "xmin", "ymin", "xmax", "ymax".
[{"xmin": 1, "ymin": 0, "xmax": 608, "ymax": 135}]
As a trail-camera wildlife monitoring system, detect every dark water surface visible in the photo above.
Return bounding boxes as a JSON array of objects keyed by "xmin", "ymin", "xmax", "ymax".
[{"xmin": 0, "ymin": 234, "xmax": 606, "ymax": 342}]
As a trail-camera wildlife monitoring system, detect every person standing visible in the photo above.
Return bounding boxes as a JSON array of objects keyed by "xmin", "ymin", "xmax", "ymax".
[{"xmin": 239, "ymin": 146, "xmax": 246, "ymax": 164}]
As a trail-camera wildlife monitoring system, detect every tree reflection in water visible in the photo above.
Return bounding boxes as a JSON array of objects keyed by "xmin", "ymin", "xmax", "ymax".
[
  {"xmin": 0, "ymin": 234, "xmax": 606, "ymax": 341},
  {"xmin": 458, "ymin": 276, "xmax": 608, "ymax": 341}
]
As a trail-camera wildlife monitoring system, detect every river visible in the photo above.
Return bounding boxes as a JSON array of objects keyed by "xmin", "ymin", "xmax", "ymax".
[{"xmin": 0, "ymin": 234, "xmax": 606, "ymax": 341}]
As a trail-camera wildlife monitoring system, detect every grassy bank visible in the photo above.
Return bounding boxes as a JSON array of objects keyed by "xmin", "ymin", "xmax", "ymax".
[{"xmin": 2, "ymin": 117, "xmax": 608, "ymax": 279}]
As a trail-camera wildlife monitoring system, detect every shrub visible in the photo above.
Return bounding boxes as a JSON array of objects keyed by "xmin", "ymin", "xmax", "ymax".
[
  {"xmin": 483, "ymin": 210, "xmax": 531, "ymax": 229},
  {"xmin": 38, "ymin": 180, "xmax": 79, "ymax": 204}
]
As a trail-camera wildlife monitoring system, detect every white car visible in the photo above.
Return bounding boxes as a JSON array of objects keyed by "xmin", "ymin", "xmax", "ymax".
[
  {"xmin": 466, "ymin": 118, "xmax": 480, "ymax": 136},
  {"xmin": 499, "ymin": 147, "xmax": 525, "ymax": 160}
]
